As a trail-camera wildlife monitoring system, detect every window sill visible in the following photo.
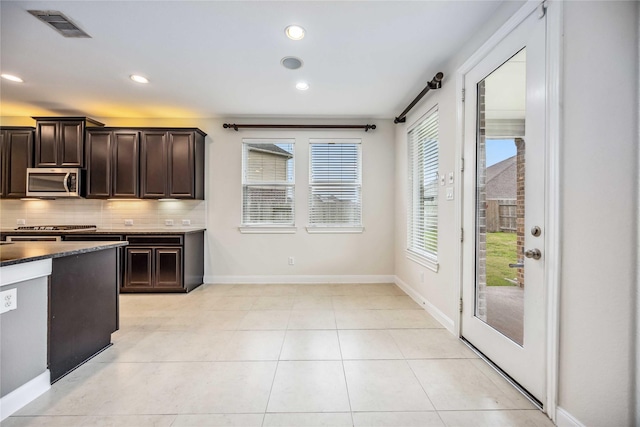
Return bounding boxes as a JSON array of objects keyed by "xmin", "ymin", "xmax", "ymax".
[
  {"xmin": 306, "ymin": 226, "xmax": 364, "ymax": 234},
  {"xmin": 406, "ymin": 250, "xmax": 439, "ymax": 272},
  {"xmin": 238, "ymin": 226, "xmax": 297, "ymax": 234}
]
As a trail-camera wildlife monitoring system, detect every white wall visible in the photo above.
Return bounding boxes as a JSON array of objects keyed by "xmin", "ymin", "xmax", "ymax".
[
  {"xmin": 205, "ymin": 118, "xmax": 396, "ymax": 283},
  {"xmin": 558, "ymin": 2, "xmax": 637, "ymax": 425}
]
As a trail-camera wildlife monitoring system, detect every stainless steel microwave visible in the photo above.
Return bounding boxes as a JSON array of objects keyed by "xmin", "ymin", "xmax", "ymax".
[{"xmin": 26, "ymin": 168, "xmax": 83, "ymax": 198}]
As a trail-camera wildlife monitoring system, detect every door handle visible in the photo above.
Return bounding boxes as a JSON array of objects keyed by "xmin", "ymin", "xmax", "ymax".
[
  {"xmin": 63, "ymin": 172, "xmax": 71, "ymax": 192},
  {"xmin": 509, "ymin": 261, "xmax": 524, "ymax": 268},
  {"xmin": 525, "ymin": 249, "xmax": 542, "ymax": 260}
]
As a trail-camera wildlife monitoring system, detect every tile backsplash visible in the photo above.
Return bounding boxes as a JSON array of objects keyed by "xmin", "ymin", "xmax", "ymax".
[{"xmin": 0, "ymin": 199, "xmax": 206, "ymax": 229}]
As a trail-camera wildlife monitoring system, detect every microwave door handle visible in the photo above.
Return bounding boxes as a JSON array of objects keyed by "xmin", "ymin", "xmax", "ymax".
[{"xmin": 63, "ymin": 172, "xmax": 71, "ymax": 192}]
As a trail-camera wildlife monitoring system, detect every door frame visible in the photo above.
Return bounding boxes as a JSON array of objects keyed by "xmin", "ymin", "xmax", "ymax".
[{"xmin": 453, "ymin": 0, "xmax": 563, "ymax": 421}]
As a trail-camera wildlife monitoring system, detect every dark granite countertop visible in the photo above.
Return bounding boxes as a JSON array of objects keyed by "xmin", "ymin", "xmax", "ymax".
[
  {"xmin": 0, "ymin": 227, "xmax": 206, "ymax": 236},
  {"xmin": 0, "ymin": 241, "xmax": 128, "ymax": 267}
]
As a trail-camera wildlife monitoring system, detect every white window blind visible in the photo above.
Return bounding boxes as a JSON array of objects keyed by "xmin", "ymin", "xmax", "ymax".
[
  {"xmin": 242, "ymin": 139, "xmax": 295, "ymax": 226},
  {"xmin": 407, "ymin": 107, "xmax": 439, "ymax": 261},
  {"xmin": 309, "ymin": 139, "xmax": 362, "ymax": 227}
]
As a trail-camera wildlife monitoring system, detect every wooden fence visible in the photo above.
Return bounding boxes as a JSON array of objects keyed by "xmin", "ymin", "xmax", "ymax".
[{"xmin": 486, "ymin": 199, "xmax": 516, "ymax": 233}]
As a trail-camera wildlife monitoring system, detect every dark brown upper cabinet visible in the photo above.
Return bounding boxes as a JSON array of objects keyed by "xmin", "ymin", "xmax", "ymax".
[
  {"xmin": 0, "ymin": 127, "xmax": 34, "ymax": 198},
  {"xmin": 34, "ymin": 117, "xmax": 104, "ymax": 168},
  {"xmin": 140, "ymin": 129, "xmax": 205, "ymax": 199},
  {"xmin": 86, "ymin": 129, "xmax": 139, "ymax": 198}
]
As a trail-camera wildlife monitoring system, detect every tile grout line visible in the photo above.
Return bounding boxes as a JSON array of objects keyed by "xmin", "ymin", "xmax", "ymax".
[{"xmin": 259, "ymin": 294, "xmax": 294, "ymax": 426}]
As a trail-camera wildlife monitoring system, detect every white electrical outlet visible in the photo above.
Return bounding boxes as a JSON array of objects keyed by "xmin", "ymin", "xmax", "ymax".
[
  {"xmin": 165, "ymin": 219, "xmax": 174, "ymax": 226},
  {"xmin": 0, "ymin": 288, "xmax": 17, "ymax": 314},
  {"xmin": 124, "ymin": 219, "xmax": 134, "ymax": 226},
  {"xmin": 181, "ymin": 219, "xmax": 191, "ymax": 226},
  {"xmin": 288, "ymin": 257, "xmax": 295, "ymax": 266},
  {"xmin": 16, "ymin": 219, "xmax": 26, "ymax": 225}
]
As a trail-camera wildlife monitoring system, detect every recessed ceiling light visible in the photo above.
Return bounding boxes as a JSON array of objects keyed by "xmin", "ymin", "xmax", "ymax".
[
  {"xmin": 296, "ymin": 82, "xmax": 309, "ymax": 91},
  {"xmin": 130, "ymin": 74, "xmax": 149, "ymax": 84},
  {"xmin": 1, "ymin": 74, "xmax": 24, "ymax": 83},
  {"xmin": 281, "ymin": 56, "xmax": 303, "ymax": 70},
  {"xmin": 285, "ymin": 25, "xmax": 305, "ymax": 41}
]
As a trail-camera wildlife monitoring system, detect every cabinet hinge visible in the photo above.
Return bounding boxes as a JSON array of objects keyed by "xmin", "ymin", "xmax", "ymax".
[{"xmin": 459, "ymin": 298, "xmax": 463, "ymax": 313}]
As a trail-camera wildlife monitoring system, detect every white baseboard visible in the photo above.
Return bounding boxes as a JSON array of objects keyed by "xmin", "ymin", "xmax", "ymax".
[
  {"xmin": 556, "ymin": 407, "xmax": 585, "ymax": 427},
  {"xmin": 0, "ymin": 370, "xmax": 50, "ymax": 421},
  {"xmin": 394, "ymin": 276, "xmax": 455, "ymax": 332},
  {"xmin": 204, "ymin": 275, "xmax": 395, "ymax": 285}
]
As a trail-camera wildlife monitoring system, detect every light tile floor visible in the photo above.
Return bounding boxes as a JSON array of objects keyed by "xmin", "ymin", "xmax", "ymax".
[{"xmin": 2, "ymin": 283, "xmax": 554, "ymax": 427}]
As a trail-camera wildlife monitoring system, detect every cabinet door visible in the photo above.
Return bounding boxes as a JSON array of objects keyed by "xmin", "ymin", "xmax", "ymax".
[
  {"xmin": 5, "ymin": 129, "xmax": 33, "ymax": 198},
  {"xmin": 155, "ymin": 248, "xmax": 182, "ymax": 288},
  {"xmin": 59, "ymin": 121, "xmax": 84, "ymax": 167},
  {"xmin": 140, "ymin": 131, "xmax": 167, "ymax": 198},
  {"xmin": 0, "ymin": 131, "xmax": 5, "ymax": 197},
  {"xmin": 112, "ymin": 131, "xmax": 139, "ymax": 198},
  {"xmin": 124, "ymin": 247, "xmax": 153, "ymax": 289},
  {"xmin": 85, "ymin": 130, "xmax": 112, "ymax": 198},
  {"xmin": 35, "ymin": 121, "xmax": 58, "ymax": 167},
  {"xmin": 167, "ymin": 131, "xmax": 195, "ymax": 198}
]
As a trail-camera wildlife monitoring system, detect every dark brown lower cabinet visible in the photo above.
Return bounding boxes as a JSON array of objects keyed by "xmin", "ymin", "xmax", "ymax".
[
  {"xmin": 122, "ymin": 232, "xmax": 203, "ymax": 293},
  {"xmin": 124, "ymin": 246, "xmax": 182, "ymax": 290}
]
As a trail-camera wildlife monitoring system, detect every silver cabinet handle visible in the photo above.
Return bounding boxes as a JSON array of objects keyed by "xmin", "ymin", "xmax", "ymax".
[{"xmin": 525, "ymin": 249, "xmax": 542, "ymax": 260}]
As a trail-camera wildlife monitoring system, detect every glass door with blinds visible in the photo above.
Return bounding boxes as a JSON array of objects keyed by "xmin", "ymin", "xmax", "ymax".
[{"xmin": 308, "ymin": 139, "xmax": 362, "ymax": 230}]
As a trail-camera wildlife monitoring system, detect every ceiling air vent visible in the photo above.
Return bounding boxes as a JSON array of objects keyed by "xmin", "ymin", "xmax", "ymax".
[{"xmin": 28, "ymin": 10, "xmax": 91, "ymax": 38}]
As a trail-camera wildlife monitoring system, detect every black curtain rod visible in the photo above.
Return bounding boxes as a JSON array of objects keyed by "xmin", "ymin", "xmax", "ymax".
[
  {"xmin": 394, "ymin": 72, "xmax": 444, "ymax": 124},
  {"xmin": 223, "ymin": 123, "xmax": 376, "ymax": 132}
]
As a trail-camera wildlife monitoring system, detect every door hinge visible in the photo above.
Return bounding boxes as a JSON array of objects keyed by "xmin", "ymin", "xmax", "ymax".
[
  {"xmin": 460, "ymin": 228, "xmax": 464, "ymax": 242},
  {"xmin": 461, "ymin": 158, "xmax": 464, "ymax": 172},
  {"xmin": 461, "ymin": 88, "xmax": 466, "ymax": 102},
  {"xmin": 459, "ymin": 298, "xmax": 463, "ymax": 313},
  {"xmin": 539, "ymin": 1, "xmax": 547, "ymax": 19}
]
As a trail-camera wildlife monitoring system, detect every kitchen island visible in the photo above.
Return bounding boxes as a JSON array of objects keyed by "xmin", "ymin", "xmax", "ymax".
[{"xmin": 0, "ymin": 241, "xmax": 127, "ymax": 420}]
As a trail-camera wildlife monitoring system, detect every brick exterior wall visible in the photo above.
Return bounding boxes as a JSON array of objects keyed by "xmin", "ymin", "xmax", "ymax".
[
  {"xmin": 515, "ymin": 138, "xmax": 525, "ymax": 287},
  {"xmin": 476, "ymin": 80, "xmax": 487, "ymax": 322}
]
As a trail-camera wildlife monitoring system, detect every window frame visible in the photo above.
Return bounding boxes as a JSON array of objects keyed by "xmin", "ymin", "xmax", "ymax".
[
  {"xmin": 406, "ymin": 106, "xmax": 440, "ymax": 271},
  {"xmin": 239, "ymin": 138, "xmax": 296, "ymax": 233},
  {"xmin": 307, "ymin": 138, "xmax": 363, "ymax": 233}
]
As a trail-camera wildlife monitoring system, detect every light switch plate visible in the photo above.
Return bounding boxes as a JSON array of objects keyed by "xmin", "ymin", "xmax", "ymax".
[
  {"xmin": 165, "ymin": 219, "xmax": 174, "ymax": 226},
  {"xmin": 440, "ymin": 174, "xmax": 445, "ymax": 186},
  {"xmin": 448, "ymin": 172, "xmax": 454, "ymax": 184}
]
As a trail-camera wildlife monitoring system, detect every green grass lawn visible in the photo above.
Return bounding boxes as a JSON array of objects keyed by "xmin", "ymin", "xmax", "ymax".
[{"xmin": 486, "ymin": 232, "xmax": 519, "ymax": 286}]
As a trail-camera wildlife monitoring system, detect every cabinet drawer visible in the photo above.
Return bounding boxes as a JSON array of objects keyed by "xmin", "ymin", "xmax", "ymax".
[
  {"xmin": 64, "ymin": 234, "xmax": 124, "ymax": 242},
  {"xmin": 126, "ymin": 235, "xmax": 183, "ymax": 245}
]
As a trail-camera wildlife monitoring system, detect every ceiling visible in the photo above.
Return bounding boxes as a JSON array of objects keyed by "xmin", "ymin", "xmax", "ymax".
[{"xmin": 0, "ymin": 1, "xmax": 506, "ymax": 120}]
